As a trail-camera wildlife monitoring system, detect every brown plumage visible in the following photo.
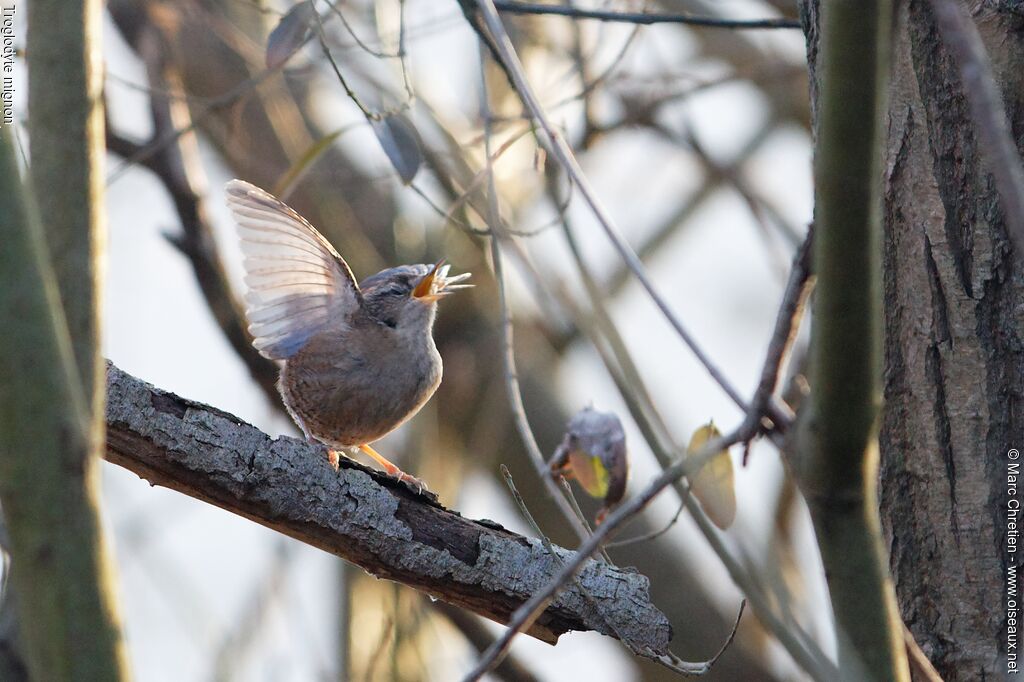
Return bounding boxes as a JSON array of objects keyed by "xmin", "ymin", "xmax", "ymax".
[{"xmin": 225, "ymin": 180, "xmax": 470, "ymax": 488}]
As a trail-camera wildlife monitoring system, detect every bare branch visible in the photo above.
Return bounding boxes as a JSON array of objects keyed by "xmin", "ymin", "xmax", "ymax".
[
  {"xmin": 432, "ymin": 603, "xmax": 542, "ymax": 682},
  {"xmin": 479, "ymin": 53, "xmax": 592, "ymax": 543},
  {"xmin": 739, "ymin": 225, "xmax": 814, "ymax": 463},
  {"xmin": 102, "ymin": 362, "xmax": 672, "ymax": 653},
  {"xmin": 491, "ymin": 1, "xmax": 801, "ymax": 30},
  {"xmin": 468, "ymin": 0, "xmax": 792, "ymax": 430},
  {"xmin": 462, "ymin": 426, "xmax": 749, "ymax": 681},
  {"xmin": 105, "ymin": 20, "xmax": 282, "ymax": 407}
]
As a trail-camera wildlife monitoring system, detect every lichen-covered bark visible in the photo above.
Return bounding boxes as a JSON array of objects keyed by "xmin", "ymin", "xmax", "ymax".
[
  {"xmin": 104, "ymin": 362, "xmax": 673, "ymax": 654},
  {"xmin": 878, "ymin": 3, "xmax": 1024, "ymax": 679}
]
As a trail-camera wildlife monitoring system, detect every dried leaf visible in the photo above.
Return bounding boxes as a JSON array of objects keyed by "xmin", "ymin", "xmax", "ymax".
[
  {"xmin": 371, "ymin": 113, "xmax": 423, "ymax": 184},
  {"xmin": 266, "ymin": 2, "xmax": 315, "ymax": 70},
  {"xmin": 687, "ymin": 422, "xmax": 736, "ymax": 530}
]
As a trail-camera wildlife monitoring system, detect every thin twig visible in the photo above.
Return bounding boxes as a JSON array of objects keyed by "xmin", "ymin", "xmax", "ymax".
[
  {"xmin": 605, "ymin": 497, "xmax": 686, "ymax": 548},
  {"xmin": 461, "ymin": 427, "xmax": 748, "ymax": 681},
  {"xmin": 312, "ymin": 4, "xmax": 385, "ymax": 120},
  {"xmin": 739, "ymin": 225, "xmax": 815, "ymax": 464},
  {"xmin": 432, "ymin": 602, "xmax": 542, "ymax": 682},
  {"xmin": 500, "ymin": 467, "xmax": 633, "ymax": 654},
  {"xmin": 902, "ymin": 623, "xmax": 944, "ymax": 682},
  {"xmin": 506, "ymin": 188, "xmax": 836, "ymax": 680},
  {"xmin": 328, "ymin": 0, "xmax": 401, "ymax": 59},
  {"xmin": 556, "ymin": 477, "xmax": 612, "ymax": 564},
  {"xmin": 469, "ymin": 0, "xmax": 792, "ymax": 430},
  {"xmin": 480, "ymin": 52, "xmax": 591, "ymax": 541},
  {"xmin": 324, "ymin": 0, "xmax": 416, "ymax": 105},
  {"xmin": 492, "ymin": 1, "xmax": 800, "ymax": 29}
]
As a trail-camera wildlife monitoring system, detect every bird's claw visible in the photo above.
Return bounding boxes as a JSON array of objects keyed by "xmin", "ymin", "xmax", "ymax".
[
  {"xmin": 394, "ymin": 470, "xmax": 429, "ymax": 494},
  {"xmin": 326, "ymin": 449, "xmax": 341, "ymax": 470}
]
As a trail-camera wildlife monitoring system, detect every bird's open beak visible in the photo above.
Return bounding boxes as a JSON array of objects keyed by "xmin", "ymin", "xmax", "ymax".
[
  {"xmin": 412, "ymin": 259, "xmax": 444, "ymax": 300},
  {"xmin": 412, "ymin": 259, "xmax": 472, "ymax": 303}
]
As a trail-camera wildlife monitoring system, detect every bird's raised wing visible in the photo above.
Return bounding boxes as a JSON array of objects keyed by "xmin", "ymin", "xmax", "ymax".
[{"xmin": 226, "ymin": 180, "xmax": 361, "ymax": 360}]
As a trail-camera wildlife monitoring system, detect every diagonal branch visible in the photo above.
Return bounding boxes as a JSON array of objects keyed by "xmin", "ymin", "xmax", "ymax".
[
  {"xmin": 462, "ymin": 424, "xmax": 750, "ymax": 681},
  {"xmin": 469, "ymin": 0, "xmax": 793, "ymax": 430},
  {"xmin": 102, "ymin": 361, "xmax": 672, "ymax": 653}
]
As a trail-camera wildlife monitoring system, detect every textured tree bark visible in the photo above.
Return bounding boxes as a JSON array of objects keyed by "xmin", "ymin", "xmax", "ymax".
[
  {"xmin": 880, "ymin": 3, "xmax": 1024, "ymax": 679},
  {"xmin": 104, "ymin": 362, "xmax": 675, "ymax": 656},
  {"xmin": 804, "ymin": 1, "xmax": 1024, "ymax": 679}
]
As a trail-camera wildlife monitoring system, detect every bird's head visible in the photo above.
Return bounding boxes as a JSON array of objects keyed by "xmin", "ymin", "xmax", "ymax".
[{"xmin": 360, "ymin": 260, "xmax": 472, "ymax": 334}]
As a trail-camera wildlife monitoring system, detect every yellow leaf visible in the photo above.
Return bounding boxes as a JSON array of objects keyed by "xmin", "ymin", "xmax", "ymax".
[{"xmin": 687, "ymin": 422, "xmax": 736, "ymax": 530}]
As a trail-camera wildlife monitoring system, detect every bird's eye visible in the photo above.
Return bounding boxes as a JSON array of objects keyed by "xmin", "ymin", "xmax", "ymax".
[
  {"xmin": 382, "ymin": 317, "xmax": 398, "ymax": 329},
  {"xmin": 386, "ymin": 284, "xmax": 406, "ymax": 297}
]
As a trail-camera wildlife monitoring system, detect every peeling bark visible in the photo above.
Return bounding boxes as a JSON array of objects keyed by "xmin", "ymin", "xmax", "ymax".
[{"xmin": 103, "ymin": 362, "xmax": 673, "ymax": 654}]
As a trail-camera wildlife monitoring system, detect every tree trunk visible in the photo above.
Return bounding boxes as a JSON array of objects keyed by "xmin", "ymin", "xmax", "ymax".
[
  {"xmin": 806, "ymin": 1, "xmax": 1024, "ymax": 679},
  {"xmin": 880, "ymin": 3, "xmax": 1023, "ymax": 678}
]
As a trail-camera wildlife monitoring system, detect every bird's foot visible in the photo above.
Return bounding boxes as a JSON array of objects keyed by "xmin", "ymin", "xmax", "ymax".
[
  {"xmin": 391, "ymin": 470, "xmax": 429, "ymax": 494},
  {"xmin": 358, "ymin": 444, "xmax": 429, "ymax": 494}
]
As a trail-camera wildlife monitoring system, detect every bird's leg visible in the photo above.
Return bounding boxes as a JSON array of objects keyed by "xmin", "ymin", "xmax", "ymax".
[{"xmin": 358, "ymin": 444, "xmax": 428, "ymax": 492}]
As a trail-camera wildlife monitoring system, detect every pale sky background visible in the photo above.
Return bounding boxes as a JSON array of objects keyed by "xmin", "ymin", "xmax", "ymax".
[{"xmin": 4, "ymin": 0, "xmax": 826, "ymax": 679}]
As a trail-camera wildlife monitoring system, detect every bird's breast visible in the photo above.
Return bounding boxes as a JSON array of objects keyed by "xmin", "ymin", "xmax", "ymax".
[{"xmin": 278, "ymin": 326, "xmax": 442, "ymax": 447}]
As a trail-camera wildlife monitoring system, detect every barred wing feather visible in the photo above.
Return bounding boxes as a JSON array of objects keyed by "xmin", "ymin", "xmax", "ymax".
[{"xmin": 225, "ymin": 180, "xmax": 360, "ymax": 360}]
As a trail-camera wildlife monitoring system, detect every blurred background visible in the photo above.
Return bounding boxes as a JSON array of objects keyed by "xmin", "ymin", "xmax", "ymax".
[{"xmin": 6, "ymin": 0, "xmax": 821, "ymax": 679}]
